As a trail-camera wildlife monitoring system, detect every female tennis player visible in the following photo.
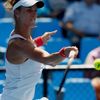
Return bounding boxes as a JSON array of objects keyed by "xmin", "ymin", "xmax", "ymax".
[{"xmin": 1, "ymin": 0, "xmax": 78, "ymax": 100}]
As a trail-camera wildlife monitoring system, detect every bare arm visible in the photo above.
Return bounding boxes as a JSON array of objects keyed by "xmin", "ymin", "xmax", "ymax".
[
  {"xmin": 33, "ymin": 30, "xmax": 57, "ymax": 46},
  {"xmin": 29, "ymin": 48, "xmax": 65, "ymax": 66},
  {"xmin": 16, "ymin": 39, "xmax": 78, "ymax": 66}
]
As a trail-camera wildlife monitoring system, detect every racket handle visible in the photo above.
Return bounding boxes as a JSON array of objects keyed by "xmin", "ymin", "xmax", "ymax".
[{"xmin": 69, "ymin": 50, "xmax": 76, "ymax": 58}]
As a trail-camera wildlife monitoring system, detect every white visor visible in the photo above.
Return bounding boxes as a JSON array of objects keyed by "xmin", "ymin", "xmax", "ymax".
[{"xmin": 13, "ymin": 0, "xmax": 44, "ymax": 11}]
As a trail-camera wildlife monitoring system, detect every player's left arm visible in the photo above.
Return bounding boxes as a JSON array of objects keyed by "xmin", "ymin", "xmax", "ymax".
[{"xmin": 33, "ymin": 30, "xmax": 57, "ymax": 47}]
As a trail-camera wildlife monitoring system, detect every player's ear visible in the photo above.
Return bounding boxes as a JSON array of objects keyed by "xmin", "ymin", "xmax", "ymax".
[{"xmin": 14, "ymin": 9, "xmax": 20, "ymax": 18}]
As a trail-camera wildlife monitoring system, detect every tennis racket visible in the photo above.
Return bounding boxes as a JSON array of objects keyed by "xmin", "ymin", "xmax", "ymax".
[{"xmin": 57, "ymin": 50, "xmax": 76, "ymax": 95}]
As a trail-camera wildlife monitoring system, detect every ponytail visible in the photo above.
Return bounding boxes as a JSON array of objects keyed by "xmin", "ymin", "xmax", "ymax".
[{"xmin": 4, "ymin": 0, "xmax": 18, "ymax": 11}]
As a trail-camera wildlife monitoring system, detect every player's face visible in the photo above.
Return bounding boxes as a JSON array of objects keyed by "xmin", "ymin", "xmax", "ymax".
[{"xmin": 16, "ymin": 5, "xmax": 37, "ymax": 29}]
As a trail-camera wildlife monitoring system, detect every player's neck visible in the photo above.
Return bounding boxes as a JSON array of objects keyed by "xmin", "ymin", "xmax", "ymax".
[{"xmin": 14, "ymin": 28, "xmax": 32, "ymax": 40}]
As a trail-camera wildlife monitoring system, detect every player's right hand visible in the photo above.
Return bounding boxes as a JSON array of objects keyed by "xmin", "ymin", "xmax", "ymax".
[{"xmin": 64, "ymin": 46, "xmax": 78, "ymax": 58}]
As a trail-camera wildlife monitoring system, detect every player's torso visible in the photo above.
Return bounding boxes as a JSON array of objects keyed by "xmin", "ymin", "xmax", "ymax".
[{"xmin": 1, "ymin": 59, "xmax": 44, "ymax": 100}]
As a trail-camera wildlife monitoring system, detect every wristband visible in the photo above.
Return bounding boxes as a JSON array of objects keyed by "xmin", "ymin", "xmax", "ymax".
[
  {"xmin": 59, "ymin": 47, "xmax": 66, "ymax": 58},
  {"xmin": 34, "ymin": 36, "xmax": 44, "ymax": 47}
]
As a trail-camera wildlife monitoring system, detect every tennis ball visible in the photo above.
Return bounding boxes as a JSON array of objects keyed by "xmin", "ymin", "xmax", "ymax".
[{"xmin": 94, "ymin": 59, "xmax": 100, "ymax": 70}]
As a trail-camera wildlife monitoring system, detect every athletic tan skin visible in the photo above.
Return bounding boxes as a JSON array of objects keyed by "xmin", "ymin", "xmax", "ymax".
[{"xmin": 6, "ymin": 5, "xmax": 78, "ymax": 66}]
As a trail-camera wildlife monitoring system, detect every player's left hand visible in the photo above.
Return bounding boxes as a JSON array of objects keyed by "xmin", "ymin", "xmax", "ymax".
[{"xmin": 42, "ymin": 30, "xmax": 57, "ymax": 44}]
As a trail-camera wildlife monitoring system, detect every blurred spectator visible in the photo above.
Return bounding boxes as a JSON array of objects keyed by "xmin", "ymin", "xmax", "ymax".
[
  {"xmin": 85, "ymin": 46, "xmax": 100, "ymax": 64},
  {"xmin": 62, "ymin": 0, "xmax": 100, "ymax": 49},
  {"xmin": 38, "ymin": 0, "xmax": 83, "ymax": 19},
  {"xmin": 46, "ymin": 0, "xmax": 68, "ymax": 20},
  {"xmin": 37, "ymin": 0, "xmax": 68, "ymax": 20},
  {"xmin": 85, "ymin": 47, "xmax": 100, "ymax": 100},
  {"xmin": 67, "ymin": 0, "xmax": 82, "ymax": 4}
]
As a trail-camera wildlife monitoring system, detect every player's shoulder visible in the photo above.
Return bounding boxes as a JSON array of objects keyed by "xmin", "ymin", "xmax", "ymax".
[{"xmin": 8, "ymin": 38, "xmax": 35, "ymax": 50}]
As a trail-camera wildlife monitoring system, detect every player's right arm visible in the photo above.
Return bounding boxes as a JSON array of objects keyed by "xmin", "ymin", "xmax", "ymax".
[{"xmin": 16, "ymin": 39, "xmax": 78, "ymax": 66}]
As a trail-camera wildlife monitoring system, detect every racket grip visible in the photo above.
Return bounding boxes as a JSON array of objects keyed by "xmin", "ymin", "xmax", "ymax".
[{"xmin": 69, "ymin": 50, "xmax": 76, "ymax": 58}]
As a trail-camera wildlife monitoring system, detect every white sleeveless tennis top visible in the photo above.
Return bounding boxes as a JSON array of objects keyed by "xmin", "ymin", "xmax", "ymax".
[{"xmin": 1, "ymin": 33, "xmax": 45, "ymax": 100}]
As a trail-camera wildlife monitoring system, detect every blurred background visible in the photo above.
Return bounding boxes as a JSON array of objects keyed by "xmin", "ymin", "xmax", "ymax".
[{"xmin": 0, "ymin": 0, "xmax": 100, "ymax": 100}]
